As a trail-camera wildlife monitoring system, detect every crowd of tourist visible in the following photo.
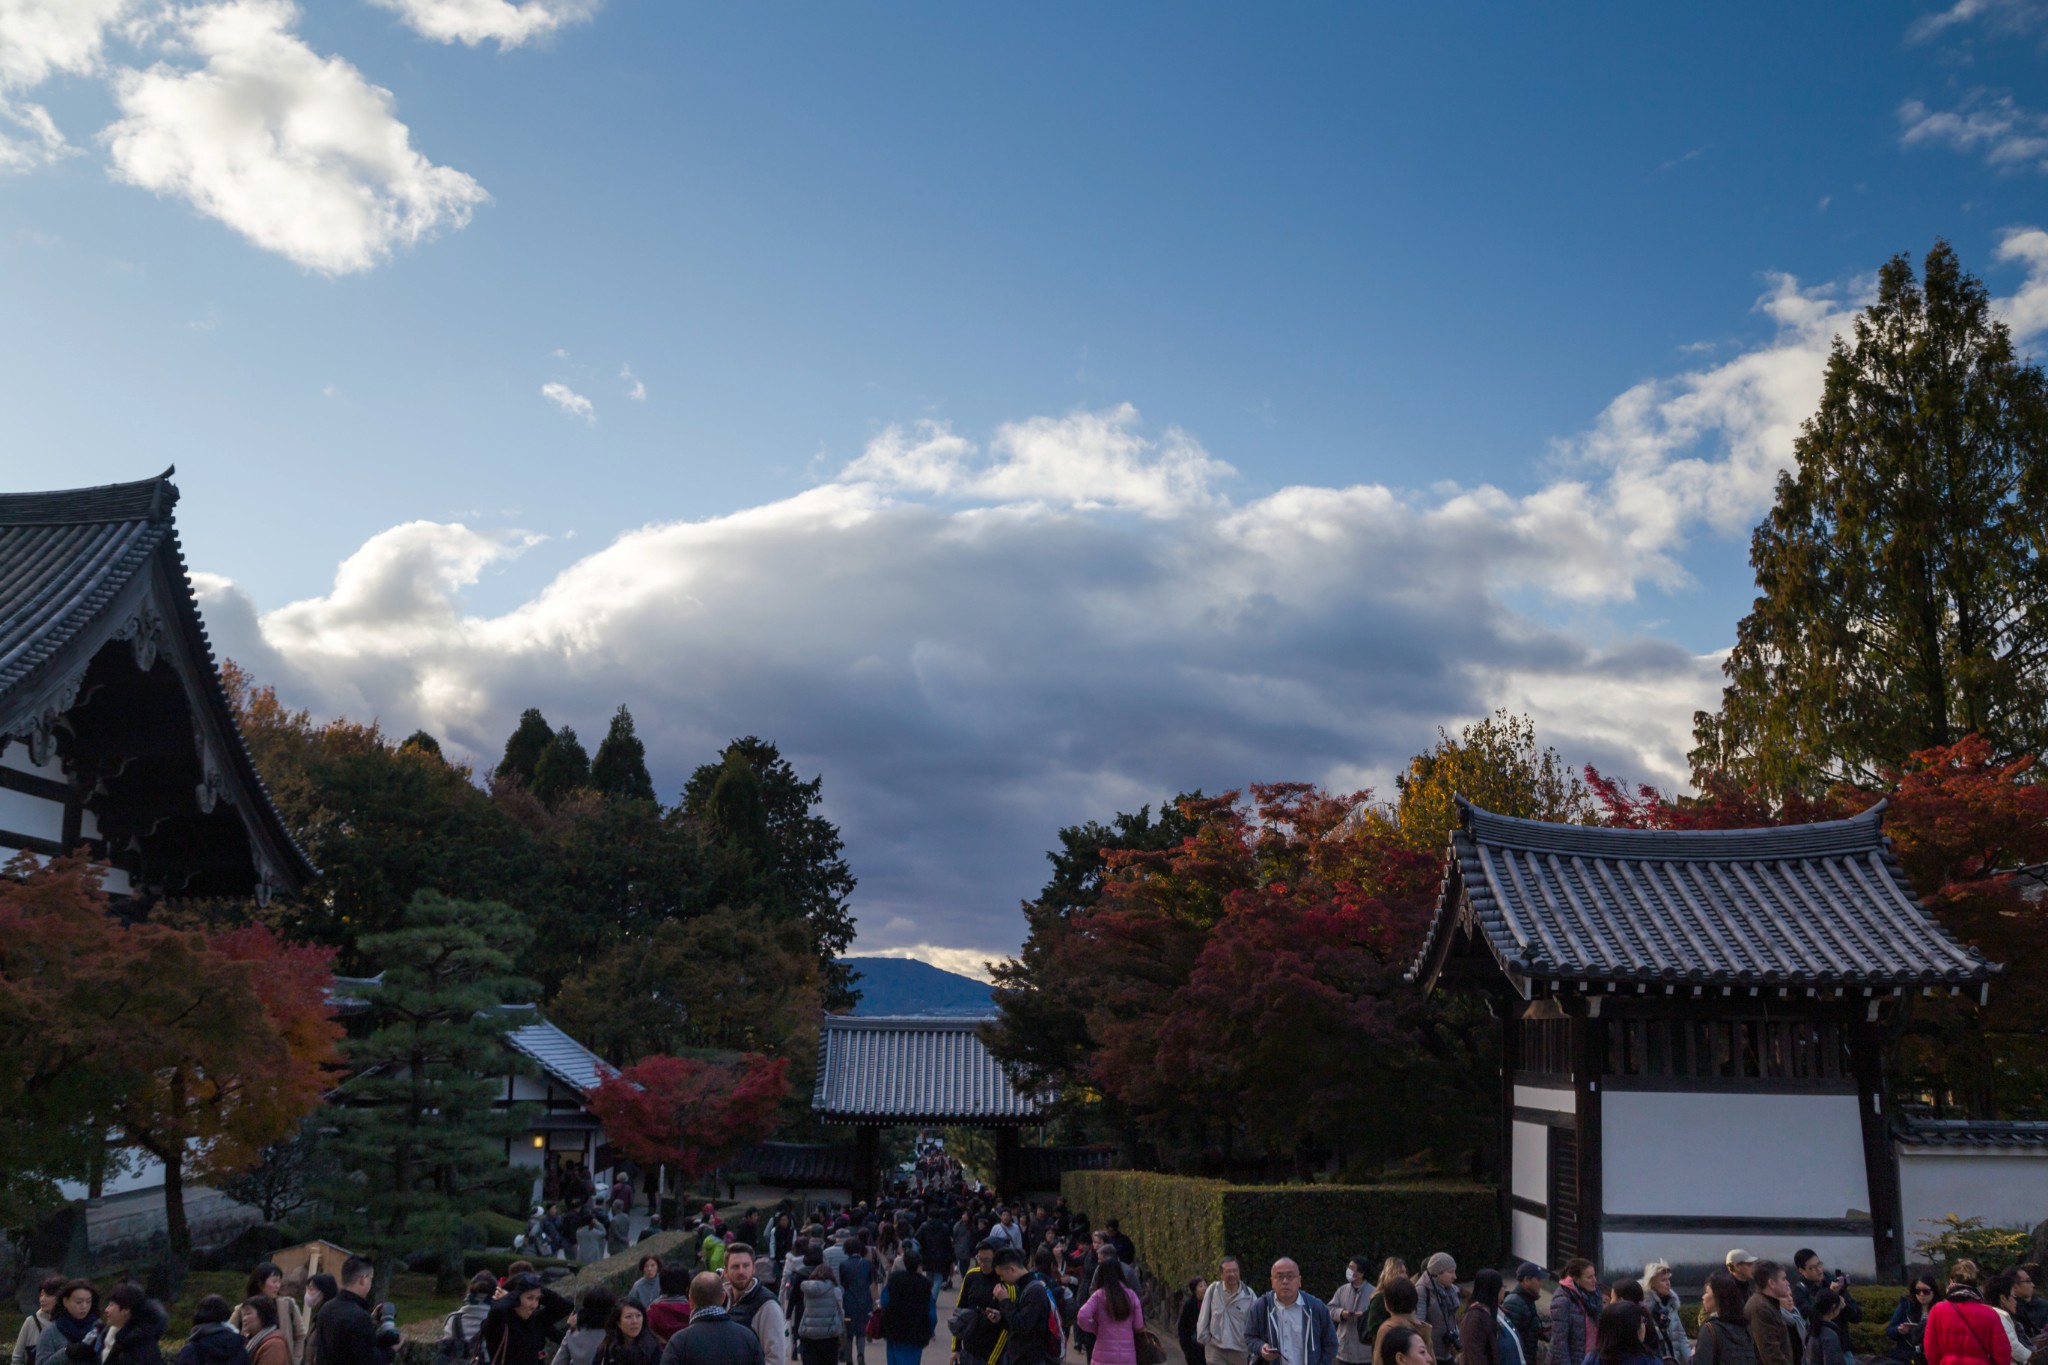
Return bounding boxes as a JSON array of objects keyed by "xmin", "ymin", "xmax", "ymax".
[{"xmin": 14, "ymin": 1187, "xmax": 2048, "ymax": 1365}]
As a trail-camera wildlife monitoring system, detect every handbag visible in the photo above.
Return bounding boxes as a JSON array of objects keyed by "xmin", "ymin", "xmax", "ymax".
[
  {"xmin": 866, "ymin": 1309, "xmax": 886, "ymax": 1342},
  {"xmin": 1136, "ymin": 1330, "xmax": 1167, "ymax": 1365}
]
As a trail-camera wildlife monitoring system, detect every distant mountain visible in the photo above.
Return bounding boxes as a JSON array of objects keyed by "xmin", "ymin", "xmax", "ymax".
[{"xmin": 840, "ymin": 956, "xmax": 996, "ymax": 1017}]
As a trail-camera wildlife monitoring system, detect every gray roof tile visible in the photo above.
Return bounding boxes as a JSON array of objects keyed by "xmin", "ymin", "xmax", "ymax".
[
  {"xmin": 502, "ymin": 1010, "xmax": 617, "ymax": 1093},
  {"xmin": 812, "ymin": 1015, "xmax": 1042, "ymax": 1123},
  {"xmin": 1415, "ymin": 799, "xmax": 1996, "ymax": 990}
]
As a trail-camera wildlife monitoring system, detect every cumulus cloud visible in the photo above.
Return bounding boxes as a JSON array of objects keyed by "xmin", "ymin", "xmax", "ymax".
[
  {"xmin": 367, "ymin": 0, "xmax": 598, "ymax": 48},
  {"xmin": 95, "ymin": 0, "xmax": 488, "ymax": 273},
  {"xmin": 541, "ymin": 381, "xmax": 594, "ymax": 421},
  {"xmin": 1899, "ymin": 93, "xmax": 2048, "ymax": 174},
  {"xmin": 196, "ymin": 242, "xmax": 2048, "ymax": 962},
  {"xmin": 0, "ymin": 0, "xmax": 135, "ymax": 168}
]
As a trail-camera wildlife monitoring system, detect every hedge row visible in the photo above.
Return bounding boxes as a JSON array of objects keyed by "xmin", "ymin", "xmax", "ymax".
[{"xmin": 1062, "ymin": 1172, "xmax": 1500, "ymax": 1298}]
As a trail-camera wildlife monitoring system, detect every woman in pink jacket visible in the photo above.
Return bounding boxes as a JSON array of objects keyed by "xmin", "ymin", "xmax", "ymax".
[{"xmin": 1079, "ymin": 1262, "xmax": 1145, "ymax": 1365}]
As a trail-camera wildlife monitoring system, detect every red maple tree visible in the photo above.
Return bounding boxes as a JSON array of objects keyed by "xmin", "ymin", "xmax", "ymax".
[{"xmin": 585, "ymin": 1052, "xmax": 790, "ymax": 1182}]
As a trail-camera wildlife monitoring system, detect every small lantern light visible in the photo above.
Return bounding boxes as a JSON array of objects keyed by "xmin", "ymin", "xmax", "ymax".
[{"xmin": 533, "ymin": 1135, "xmax": 545, "ymax": 1149}]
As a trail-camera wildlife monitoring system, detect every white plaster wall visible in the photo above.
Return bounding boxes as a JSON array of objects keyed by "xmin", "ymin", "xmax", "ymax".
[
  {"xmin": 1513, "ymin": 1121, "xmax": 1549, "ymax": 1203},
  {"xmin": 1515, "ymin": 1083, "xmax": 1575, "ymax": 1114},
  {"xmin": 0, "ymin": 786, "xmax": 64, "ymax": 840},
  {"xmin": 1604, "ymin": 1091, "xmax": 1869, "ymax": 1217},
  {"xmin": 1512, "ymin": 1210, "xmax": 1548, "ymax": 1265},
  {"xmin": 1900, "ymin": 1148, "xmax": 2048, "ymax": 1238},
  {"xmin": 1603, "ymin": 1232, "xmax": 1875, "ymax": 1282}
]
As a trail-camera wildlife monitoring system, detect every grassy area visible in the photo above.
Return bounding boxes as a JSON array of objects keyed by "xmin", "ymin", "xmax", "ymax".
[{"xmin": 5, "ymin": 1271, "xmax": 466, "ymax": 1346}]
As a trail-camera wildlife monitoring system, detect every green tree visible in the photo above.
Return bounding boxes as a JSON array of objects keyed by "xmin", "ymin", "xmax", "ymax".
[
  {"xmin": 1392, "ymin": 710, "xmax": 1592, "ymax": 851},
  {"xmin": 1693, "ymin": 241, "xmax": 2048, "ymax": 791},
  {"xmin": 497, "ymin": 708, "xmax": 554, "ymax": 786},
  {"xmin": 591, "ymin": 705, "xmax": 658, "ymax": 804},
  {"xmin": 328, "ymin": 891, "xmax": 535, "ymax": 1297},
  {"xmin": 681, "ymin": 738, "xmax": 859, "ymax": 1008},
  {"xmin": 532, "ymin": 726, "xmax": 592, "ymax": 808},
  {"xmin": 520, "ymin": 794, "xmax": 706, "ymax": 999}
]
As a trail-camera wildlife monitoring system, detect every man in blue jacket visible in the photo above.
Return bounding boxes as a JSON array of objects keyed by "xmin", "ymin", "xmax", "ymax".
[{"xmin": 1244, "ymin": 1261, "xmax": 1335, "ymax": 1365}]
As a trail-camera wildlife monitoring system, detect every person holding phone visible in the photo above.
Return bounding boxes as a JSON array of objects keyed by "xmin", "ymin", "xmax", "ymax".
[{"xmin": 1245, "ymin": 1261, "xmax": 1335, "ymax": 1365}]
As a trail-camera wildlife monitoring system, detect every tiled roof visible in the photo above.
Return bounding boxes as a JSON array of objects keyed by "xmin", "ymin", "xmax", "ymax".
[
  {"xmin": 1414, "ymin": 799, "xmax": 1996, "ymax": 991},
  {"xmin": 0, "ymin": 471, "xmax": 313, "ymax": 890},
  {"xmin": 813, "ymin": 1015, "xmax": 1043, "ymax": 1123},
  {"xmin": 1895, "ymin": 1115, "xmax": 2048, "ymax": 1149},
  {"xmin": 502, "ymin": 1009, "xmax": 618, "ymax": 1093}
]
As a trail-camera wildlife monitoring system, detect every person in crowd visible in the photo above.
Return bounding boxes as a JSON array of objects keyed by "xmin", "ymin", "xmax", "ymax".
[
  {"xmin": 1185, "ymin": 1281, "xmax": 1214, "ymax": 1365},
  {"xmin": 1382, "ymin": 1328, "xmax": 1431, "ymax": 1365},
  {"xmin": 920, "ymin": 1213, "xmax": 956, "ymax": 1290},
  {"xmin": 1372, "ymin": 1281, "xmax": 1431, "ymax": 1365},
  {"xmin": 1461, "ymin": 1271, "xmax": 1505, "ymax": 1365},
  {"xmin": 16, "ymin": 1277, "xmax": 65, "ymax": 1365},
  {"xmin": 484, "ymin": 1274, "xmax": 575, "ymax": 1365},
  {"xmin": 1606, "ymin": 1286, "xmax": 1655, "ymax": 1363},
  {"xmin": 1725, "ymin": 1259, "xmax": 1759, "ymax": 1312},
  {"xmin": 1588, "ymin": 1305, "xmax": 1656, "ymax": 1365},
  {"xmin": 1075, "ymin": 1260, "xmax": 1144, "ymax": 1365},
  {"xmin": 301, "ymin": 1278, "xmax": 338, "ymax": 1365},
  {"xmin": 993, "ymin": 1249, "xmax": 1059, "ymax": 1365},
  {"xmin": 100, "ymin": 1286, "xmax": 169, "ymax": 1365},
  {"xmin": 1333, "ymin": 1261, "xmax": 1375, "ymax": 1365},
  {"xmin": 879, "ymin": 1247, "xmax": 936, "ymax": 1365},
  {"xmin": 1642, "ymin": 1265, "xmax": 1687, "ymax": 1365},
  {"xmin": 1552, "ymin": 1264, "xmax": 1600, "ymax": 1365},
  {"xmin": 1365, "ymin": 1263, "xmax": 1411, "ymax": 1348},
  {"xmin": 311, "ymin": 1261, "xmax": 388, "ymax": 1365},
  {"xmin": 1746, "ymin": 1265, "xmax": 1804, "ymax": 1365},
  {"xmin": 793, "ymin": 1258, "xmax": 847, "ymax": 1365},
  {"xmin": 648, "ymin": 1266, "xmax": 696, "ymax": 1347},
  {"xmin": 1246, "ymin": 1258, "xmax": 1335, "ymax": 1365},
  {"xmin": 1199, "ymin": 1258, "xmax": 1259, "ymax": 1365},
  {"xmin": 231, "ymin": 1269, "xmax": 304, "ymax": 1365},
  {"xmin": 601, "ymin": 1301, "xmax": 661, "ymax": 1365},
  {"xmin": 659, "ymin": 1275, "xmax": 761, "ymax": 1365},
  {"xmin": 1691, "ymin": 1277, "xmax": 1756, "ymax": 1365},
  {"xmin": 724, "ymin": 1244, "xmax": 789, "ymax": 1365},
  {"xmin": 1502, "ymin": 1268, "xmax": 1546, "ymax": 1365},
  {"xmin": 1985, "ymin": 1277, "xmax": 2031, "ymax": 1365},
  {"xmin": 1792, "ymin": 1257, "xmax": 1861, "ymax": 1333},
  {"xmin": 38, "ymin": 1281, "xmax": 99, "ymax": 1365},
  {"xmin": 632, "ymin": 1260, "xmax": 667, "ymax": 1312},
  {"xmin": 242, "ymin": 1297, "xmax": 290, "ymax": 1365},
  {"xmin": 989, "ymin": 1211, "xmax": 1026, "ymax": 1257},
  {"xmin": 1887, "ymin": 1275, "xmax": 1943, "ymax": 1365},
  {"xmin": 555, "ymin": 1290, "xmax": 619, "ymax": 1365},
  {"xmin": 841, "ymin": 1236, "xmax": 878, "ymax": 1365},
  {"xmin": 2013, "ymin": 1271, "xmax": 2048, "ymax": 1341},
  {"xmin": 701, "ymin": 1225, "xmax": 729, "ymax": 1275},
  {"xmin": 1103, "ymin": 1224, "xmax": 1134, "ymax": 1267},
  {"xmin": 958, "ymin": 1243, "xmax": 1006, "ymax": 1365},
  {"xmin": 1805, "ymin": 1294, "xmax": 1848, "ymax": 1365},
  {"xmin": 444, "ymin": 1273, "xmax": 500, "ymax": 1352},
  {"xmin": 1420, "ymin": 1259, "xmax": 1460, "ymax": 1365},
  {"xmin": 177, "ymin": 1297, "xmax": 248, "ymax": 1365}
]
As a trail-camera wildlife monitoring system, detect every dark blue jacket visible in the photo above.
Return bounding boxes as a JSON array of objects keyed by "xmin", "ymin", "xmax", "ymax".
[{"xmin": 1244, "ymin": 1292, "xmax": 1336, "ymax": 1365}]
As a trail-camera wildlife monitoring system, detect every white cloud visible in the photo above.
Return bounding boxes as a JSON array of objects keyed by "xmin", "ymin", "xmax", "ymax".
[
  {"xmin": 621, "ymin": 364, "xmax": 646, "ymax": 401},
  {"xmin": 101, "ymin": 0, "xmax": 489, "ymax": 274},
  {"xmin": 367, "ymin": 0, "xmax": 598, "ymax": 48},
  {"xmin": 0, "ymin": 0, "xmax": 136, "ymax": 168},
  {"xmin": 856, "ymin": 946, "xmax": 998, "ymax": 983},
  {"xmin": 1907, "ymin": 0, "xmax": 2047, "ymax": 43},
  {"xmin": 1899, "ymin": 93, "xmax": 2048, "ymax": 174},
  {"xmin": 1999, "ymin": 227, "xmax": 2048, "ymax": 337},
  {"xmin": 196, "ymin": 240, "xmax": 2048, "ymax": 962},
  {"xmin": 541, "ymin": 381, "xmax": 594, "ymax": 421}
]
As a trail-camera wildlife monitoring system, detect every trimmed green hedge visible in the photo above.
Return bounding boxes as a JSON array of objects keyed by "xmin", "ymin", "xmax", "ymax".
[{"xmin": 1063, "ymin": 1171, "xmax": 1500, "ymax": 1298}]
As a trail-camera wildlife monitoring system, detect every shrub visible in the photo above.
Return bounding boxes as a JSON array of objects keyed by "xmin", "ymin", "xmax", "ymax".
[
  {"xmin": 1062, "ymin": 1171, "xmax": 1499, "ymax": 1297},
  {"xmin": 1911, "ymin": 1215, "xmax": 2033, "ymax": 1276}
]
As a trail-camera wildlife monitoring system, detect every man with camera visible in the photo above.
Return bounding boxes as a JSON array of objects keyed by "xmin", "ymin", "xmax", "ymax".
[
  {"xmin": 1791, "ymin": 1252, "xmax": 1863, "ymax": 1330},
  {"xmin": 312, "ymin": 1260, "xmax": 398, "ymax": 1365}
]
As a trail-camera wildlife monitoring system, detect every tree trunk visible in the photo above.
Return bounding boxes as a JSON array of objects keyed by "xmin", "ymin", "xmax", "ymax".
[{"xmin": 162, "ymin": 1135, "xmax": 191, "ymax": 1260}]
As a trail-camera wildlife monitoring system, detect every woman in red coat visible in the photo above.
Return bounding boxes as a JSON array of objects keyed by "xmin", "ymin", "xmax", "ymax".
[{"xmin": 1924, "ymin": 1264, "xmax": 2012, "ymax": 1365}]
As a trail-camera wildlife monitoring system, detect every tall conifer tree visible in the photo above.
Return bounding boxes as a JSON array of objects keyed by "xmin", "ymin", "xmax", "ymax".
[{"xmin": 591, "ymin": 705, "xmax": 657, "ymax": 804}]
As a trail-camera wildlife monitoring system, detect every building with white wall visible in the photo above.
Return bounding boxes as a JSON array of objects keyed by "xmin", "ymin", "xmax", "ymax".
[{"xmin": 1412, "ymin": 799, "xmax": 2009, "ymax": 1282}]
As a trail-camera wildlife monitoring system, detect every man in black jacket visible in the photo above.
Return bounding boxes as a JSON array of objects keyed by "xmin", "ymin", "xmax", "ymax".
[
  {"xmin": 312, "ymin": 1261, "xmax": 390, "ymax": 1365},
  {"xmin": 992, "ymin": 1252, "xmax": 1055, "ymax": 1365},
  {"xmin": 662, "ymin": 1276, "xmax": 762, "ymax": 1365},
  {"xmin": 955, "ymin": 1242, "xmax": 1004, "ymax": 1365}
]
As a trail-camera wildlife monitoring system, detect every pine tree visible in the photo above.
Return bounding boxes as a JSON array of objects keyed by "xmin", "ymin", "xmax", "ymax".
[
  {"xmin": 532, "ymin": 726, "xmax": 592, "ymax": 808},
  {"xmin": 1693, "ymin": 241, "xmax": 2048, "ymax": 790},
  {"xmin": 590, "ymin": 705, "xmax": 657, "ymax": 804},
  {"xmin": 327, "ymin": 891, "xmax": 535, "ymax": 1298},
  {"xmin": 497, "ymin": 708, "xmax": 553, "ymax": 786}
]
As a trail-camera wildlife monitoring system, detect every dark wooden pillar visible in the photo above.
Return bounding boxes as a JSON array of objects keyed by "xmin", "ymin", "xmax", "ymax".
[
  {"xmin": 1852, "ymin": 1019, "xmax": 1905, "ymax": 1282},
  {"xmin": 1573, "ymin": 1008, "xmax": 1606, "ymax": 1270},
  {"xmin": 1499, "ymin": 1005, "xmax": 1519, "ymax": 1267},
  {"xmin": 855, "ymin": 1127, "xmax": 880, "ymax": 1205},
  {"xmin": 996, "ymin": 1128, "xmax": 1022, "ymax": 1197}
]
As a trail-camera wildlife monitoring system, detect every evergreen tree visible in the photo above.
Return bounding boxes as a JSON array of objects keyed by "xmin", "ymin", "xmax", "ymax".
[
  {"xmin": 497, "ymin": 708, "xmax": 553, "ymax": 786},
  {"xmin": 1693, "ymin": 241, "xmax": 2048, "ymax": 790},
  {"xmin": 681, "ymin": 738, "xmax": 858, "ymax": 1008},
  {"xmin": 327, "ymin": 892, "xmax": 534, "ymax": 1298},
  {"xmin": 590, "ymin": 705, "xmax": 657, "ymax": 804},
  {"xmin": 532, "ymin": 726, "xmax": 592, "ymax": 808},
  {"xmin": 399, "ymin": 729, "xmax": 442, "ymax": 758}
]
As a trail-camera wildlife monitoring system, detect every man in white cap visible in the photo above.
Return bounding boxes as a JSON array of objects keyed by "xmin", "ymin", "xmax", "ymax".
[{"xmin": 1725, "ymin": 1251, "xmax": 1758, "ymax": 1309}]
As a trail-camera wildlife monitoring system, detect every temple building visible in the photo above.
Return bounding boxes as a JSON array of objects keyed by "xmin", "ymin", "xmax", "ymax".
[
  {"xmin": 1411, "ymin": 798, "xmax": 2042, "ymax": 1282},
  {"xmin": 0, "ymin": 470, "xmax": 310, "ymax": 903}
]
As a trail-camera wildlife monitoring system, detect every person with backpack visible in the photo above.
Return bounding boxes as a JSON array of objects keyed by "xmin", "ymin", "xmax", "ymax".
[
  {"xmin": 443, "ymin": 1275, "xmax": 501, "ymax": 1362},
  {"xmin": 15, "ymin": 1276, "xmax": 63, "ymax": 1365},
  {"xmin": 647, "ymin": 1267, "xmax": 695, "ymax": 1348},
  {"xmin": 555, "ymin": 1291, "xmax": 619, "ymax": 1365},
  {"xmin": 995, "ymin": 1250, "xmax": 1060, "ymax": 1365},
  {"xmin": 176, "ymin": 1297, "xmax": 250, "ymax": 1365},
  {"xmin": 1802, "ymin": 1296, "xmax": 1847, "ymax": 1365},
  {"xmin": 793, "ymin": 1261, "xmax": 847, "ymax": 1365},
  {"xmin": 1693, "ymin": 1276, "xmax": 1761, "ymax": 1365},
  {"xmin": 880, "ymin": 1248, "xmax": 936, "ymax": 1365},
  {"xmin": 1461, "ymin": 1273, "xmax": 1504, "ymax": 1365},
  {"xmin": 840, "ymin": 1237, "xmax": 878, "ymax": 1365},
  {"xmin": 1501, "ymin": 1268, "xmax": 1546, "ymax": 1365}
]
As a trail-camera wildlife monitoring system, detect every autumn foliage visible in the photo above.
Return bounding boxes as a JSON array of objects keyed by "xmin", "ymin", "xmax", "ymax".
[{"xmin": 585, "ymin": 1052, "xmax": 791, "ymax": 1181}]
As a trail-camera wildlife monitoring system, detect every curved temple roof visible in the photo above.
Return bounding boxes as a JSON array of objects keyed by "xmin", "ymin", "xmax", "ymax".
[
  {"xmin": 812, "ymin": 1014, "xmax": 1044, "ymax": 1124},
  {"xmin": 1413, "ymin": 797, "xmax": 1995, "ymax": 993}
]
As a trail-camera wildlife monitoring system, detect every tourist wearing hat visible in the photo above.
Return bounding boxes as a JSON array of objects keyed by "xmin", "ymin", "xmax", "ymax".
[
  {"xmin": 1725, "ymin": 1255, "xmax": 1759, "ymax": 1312},
  {"xmin": 1501, "ymin": 1267, "xmax": 1547, "ymax": 1365}
]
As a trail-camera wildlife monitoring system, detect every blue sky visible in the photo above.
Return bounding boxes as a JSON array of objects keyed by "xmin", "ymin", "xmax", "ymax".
[{"xmin": 1, "ymin": 0, "xmax": 2045, "ymax": 973}]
